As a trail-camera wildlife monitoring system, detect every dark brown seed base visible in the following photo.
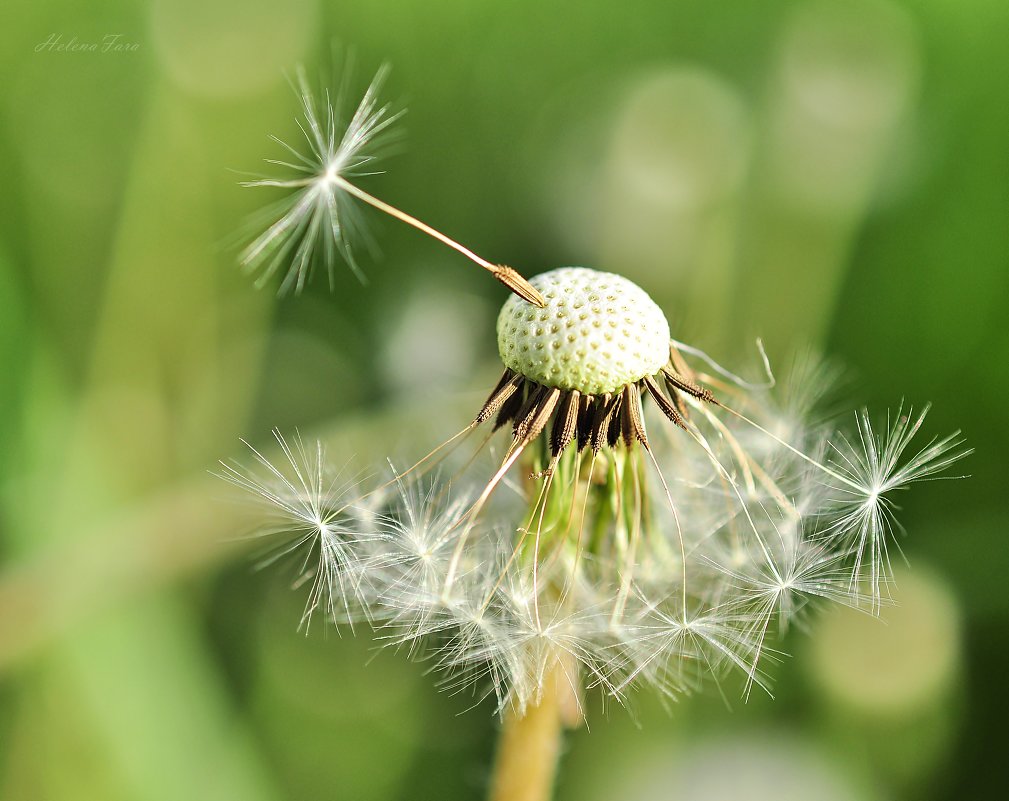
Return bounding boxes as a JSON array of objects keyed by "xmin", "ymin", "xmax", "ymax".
[{"xmin": 473, "ymin": 364, "xmax": 718, "ymax": 464}]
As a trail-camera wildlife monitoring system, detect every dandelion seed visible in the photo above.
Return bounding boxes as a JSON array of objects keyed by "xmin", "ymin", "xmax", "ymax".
[
  {"xmin": 239, "ymin": 64, "xmax": 545, "ymax": 305},
  {"xmin": 216, "ymin": 429, "xmax": 366, "ymax": 631},
  {"xmin": 820, "ymin": 404, "xmax": 970, "ymax": 607}
]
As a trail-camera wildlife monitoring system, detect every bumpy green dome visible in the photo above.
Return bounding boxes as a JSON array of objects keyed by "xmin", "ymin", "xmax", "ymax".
[{"xmin": 497, "ymin": 267, "xmax": 670, "ymax": 395}]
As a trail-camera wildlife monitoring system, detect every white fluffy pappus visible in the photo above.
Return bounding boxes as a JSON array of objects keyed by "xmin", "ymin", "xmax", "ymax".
[
  {"xmin": 239, "ymin": 64, "xmax": 403, "ymax": 293},
  {"xmin": 221, "ymin": 348, "xmax": 968, "ymax": 715}
]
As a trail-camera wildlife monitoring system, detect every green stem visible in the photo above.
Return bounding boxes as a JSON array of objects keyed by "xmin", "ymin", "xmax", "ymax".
[{"xmin": 487, "ymin": 660, "xmax": 570, "ymax": 801}]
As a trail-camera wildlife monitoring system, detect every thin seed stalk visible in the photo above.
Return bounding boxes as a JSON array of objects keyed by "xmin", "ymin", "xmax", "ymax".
[{"xmin": 332, "ymin": 176, "xmax": 546, "ymax": 308}]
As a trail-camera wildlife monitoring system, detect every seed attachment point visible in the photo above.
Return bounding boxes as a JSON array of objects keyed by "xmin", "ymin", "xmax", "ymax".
[{"xmin": 492, "ymin": 265, "xmax": 547, "ymax": 308}]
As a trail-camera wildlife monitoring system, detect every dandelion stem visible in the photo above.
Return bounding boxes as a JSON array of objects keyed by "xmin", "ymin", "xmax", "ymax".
[
  {"xmin": 332, "ymin": 176, "xmax": 546, "ymax": 307},
  {"xmin": 488, "ymin": 659, "xmax": 573, "ymax": 801}
]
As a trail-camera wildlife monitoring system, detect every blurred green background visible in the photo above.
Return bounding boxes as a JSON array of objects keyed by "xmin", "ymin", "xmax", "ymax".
[{"xmin": 1, "ymin": 0, "xmax": 1007, "ymax": 799}]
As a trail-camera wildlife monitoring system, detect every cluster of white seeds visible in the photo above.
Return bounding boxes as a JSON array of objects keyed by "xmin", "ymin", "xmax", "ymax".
[
  {"xmin": 223, "ymin": 399, "xmax": 965, "ymax": 712},
  {"xmin": 496, "ymin": 267, "xmax": 671, "ymax": 395}
]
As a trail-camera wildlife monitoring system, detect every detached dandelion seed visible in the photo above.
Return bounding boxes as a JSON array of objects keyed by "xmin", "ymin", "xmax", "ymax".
[
  {"xmin": 239, "ymin": 64, "xmax": 545, "ymax": 306},
  {"xmin": 225, "ymin": 61, "xmax": 970, "ymax": 801}
]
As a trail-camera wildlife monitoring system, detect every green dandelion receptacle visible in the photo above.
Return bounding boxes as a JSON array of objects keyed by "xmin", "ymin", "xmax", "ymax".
[{"xmin": 497, "ymin": 268, "xmax": 670, "ymax": 396}]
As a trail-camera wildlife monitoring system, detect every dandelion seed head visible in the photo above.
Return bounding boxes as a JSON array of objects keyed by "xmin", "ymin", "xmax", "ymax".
[
  {"xmin": 497, "ymin": 267, "xmax": 670, "ymax": 394},
  {"xmin": 228, "ymin": 159, "xmax": 966, "ymax": 710}
]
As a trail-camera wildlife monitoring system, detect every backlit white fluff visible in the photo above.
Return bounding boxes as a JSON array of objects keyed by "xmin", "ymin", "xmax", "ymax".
[{"xmin": 222, "ymin": 364, "xmax": 967, "ymax": 714}]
